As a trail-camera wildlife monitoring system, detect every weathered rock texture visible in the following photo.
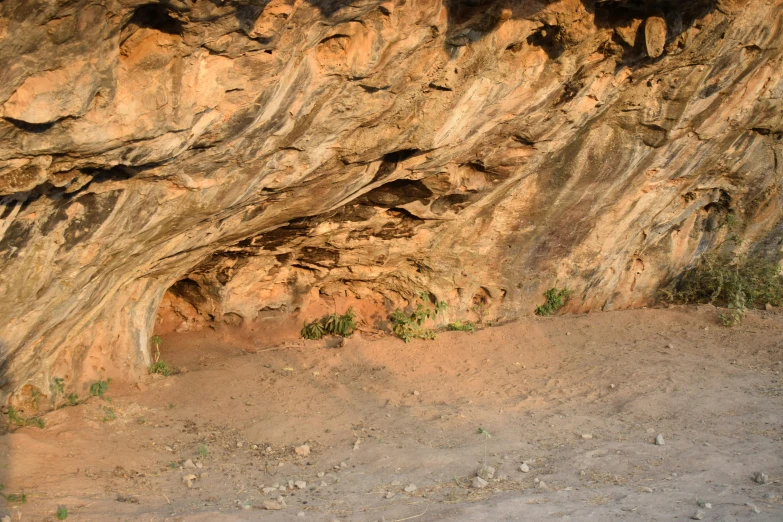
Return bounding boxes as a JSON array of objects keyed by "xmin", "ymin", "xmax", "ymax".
[{"xmin": 1, "ymin": 0, "xmax": 782, "ymax": 402}]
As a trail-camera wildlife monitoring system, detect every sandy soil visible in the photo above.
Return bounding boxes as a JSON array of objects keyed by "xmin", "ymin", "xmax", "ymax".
[{"xmin": 1, "ymin": 306, "xmax": 782, "ymax": 521}]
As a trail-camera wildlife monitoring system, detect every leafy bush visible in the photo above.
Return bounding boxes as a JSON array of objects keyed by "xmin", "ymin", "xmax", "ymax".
[
  {"xmin": 301, "ymin": 308, "xmax": 357, "ymax": 340},
  {"xmin": 149, "ymin": 335, "xmax": 172, "ymax": 376},
  {"xmin": 667, "ymin": 253, "xmax": 783, "ymax": 308},
  {"xmin": 390, "ymin": 293, "xmax": 447, "ymax": 343},
  {"xmin": 89, "ymin": 379, "xmax": 112, "ymax": 399},
  {"xmin": 664, "ymin": 252, "xmax": 783, "ymax": 326},
  {"xmin": 447, "ymin": 320, "xmax": 476, "ymax": 332},
  {"xmin": 535, "ymin": 287, "xmax": 570, "ymax": 316},
  {"xmin": 6, "ymin": 407, "xmax": 44, "ymax": 429}
]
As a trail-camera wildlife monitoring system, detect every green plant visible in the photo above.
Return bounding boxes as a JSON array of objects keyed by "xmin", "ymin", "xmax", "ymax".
[
  {"xmin": 447, "ymin": 320, "xmax": 476, "ymax": 332},
  {"xmin": 57, "ymin": 505, "xmax": 69, "ymax": 520},
  {"xmin": 665, "ymin": 251, "xmax": 783, "ymax": 326},
  {"xmin": 477, "ymin": 427, "xmax": 492, "ymax": 466},
  {"xmin": 390, "ymin": 293, "xmax": 447, "ymax": 343},
  {"xmin": 149, "ymin": 336, "xmax": 171, "ymax": 376},
  {"xmin": 66, "ymin": 394, "xmax": 79, "ymax": 406},
  {"xmin": 0, "ymin": 485, "xmax": 27, "ymax": 504},
  {"xmin": 301, "ymin": 308, "xmax": 357, "ymax": 340},
  {"xmin": 535, "ymin": 287, "xmax": 570, "ymax": 316},
  {"xmin": 6, "ymin": 407, "xmax": 45, "ymax": 429},
  {"xmin": 89, "ymin": 378, "xmax": 112, "ymax": 399},
  {"xmin": 198, "ymin": 444, "xmax": 209, "ymax": 458},
  {"xmin": 50, "ymin": 377, "xmax": 65, "ymax": 400}
]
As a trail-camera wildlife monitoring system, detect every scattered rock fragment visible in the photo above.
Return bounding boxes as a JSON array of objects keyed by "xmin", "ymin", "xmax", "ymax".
[
  {"xmin": 295, "ymin": 444, "xmax": 311, "ymax": 457},
  {"xmin": 182, "ymin": 474, "xmax": 197, "ymax": 488},
  {"xmin": 183, "ymin": 459, "xmax": 196, "ymax": 469},
  {"xmin": 263, "ymin": 500, "xmax": 284, "ymax": 510},
  {"xmin": 752, "ymin": 472, "xmax": 769, "ymax": 484},
  {"xmin": 295, "ymin": 480, "xmax": 307, "ymax": 489},
  {"xmin": 404, "ymin": 484, "xmax": 418, "ymax": 493},
  {"xmin": 385, "ymin": 491, "xmax": 395, "ymax": 499},
  {"xmin": 471, "ymin": 476, "xmax": 489, "ymax": 489},
  {"xmin": 581, "ymin": 433, "xmax": 593, "ymax": 440},
  {"xmin": 691, "ymin": 510, "xmax": 705, "ymax": 520},
  {"xmin": 318, "ymin": 472, "xmax": 325, "ymax": 478},
  {"xmin": 320, "ymin": 481, "xmax": 327, "ymax": 487},
  {"xmin": 746, "ymin": 502, "xmax": 761, "ymax": 513},
  {"xmin": 655, "ymin": 434, "xmax": 665, "ymax": 446},
  {"xmin": 537, "ymin": 480, "xmax": 548, "ymax": 490},
  {"xmin": 520, "ymin": 463, "xmax": 530, "ymax": 473},
  {"xmin": 262, "ymin": 487, "xmax": 276, "ymax": 494}
]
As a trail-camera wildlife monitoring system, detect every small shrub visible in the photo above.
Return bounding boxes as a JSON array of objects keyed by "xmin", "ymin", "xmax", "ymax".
[
  {"xmin": 89, "ymin": 379, "xmax": 112, "ymax": 399},
  {"xmin": 390, "ymin": 293, "xmax": 447, "ymax": 343},
  {"xmin": 535, "ymin": 287, "xmax": 570, "ymax": 316},
  {"xmin": 149, "ymin": 336, "xmax": 171, "ymax": 376},
  {"xmin": 66, "ymin": 394, "xmax": 79, "ymax": 406},
  {"xmin": 7, "ymin": 407, "xmax": 44, "ymax": 429},
  {"xmin": 57, "ymin": 505, "xmax": 69, "ymax": 520},
  {"xmin": 447, "ymin": 320, "xmax": 476, "ymax": 332},
  {"xmin": 198, "ymin": 443, "xmax": 209, "ymax": 458},
  {"xmin": 665, "ymin": 252, "xmax": 783, "ymax": 326},
  {"xmin": 0, "ymin": 485, "xmax": 27, "ymax": 504},
  {"xmin": 301, "ymin": 308, "xmax": 357, "ymax": 340}
]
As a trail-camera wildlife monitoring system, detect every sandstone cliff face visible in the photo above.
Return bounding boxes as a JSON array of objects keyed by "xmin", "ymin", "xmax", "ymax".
[{"xmin": 1, "ymin": 0, "xmax": 782, "ymax": 403}]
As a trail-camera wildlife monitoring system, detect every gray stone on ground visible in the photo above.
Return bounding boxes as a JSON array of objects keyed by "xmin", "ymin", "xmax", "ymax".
[
  {"xmin": 404, "ymin": 484, "xmax": 418, "ymax": 493},
  {"xmin": 655, "ymin": 434, "xmax": 665, "ymax": 446},
  {"xmin": 471, "ymin": 476, "xmax": 489, "ymax": 489},
  {"xmin": 753, "ymin": 472, "xmax": 769, "ymax": 484},
  {"xmin": 520, "ymin": 462, "xmax": 530, "ymax": 473},
  {"xmin": 691, "ymin": 510, "xmax": 705, "ymax": 520}
]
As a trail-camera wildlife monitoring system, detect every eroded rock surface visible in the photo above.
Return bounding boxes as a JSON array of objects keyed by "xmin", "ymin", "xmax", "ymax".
[{"xmin": 1, "ymin": 0, "xmax": 782, "ymax": 402}]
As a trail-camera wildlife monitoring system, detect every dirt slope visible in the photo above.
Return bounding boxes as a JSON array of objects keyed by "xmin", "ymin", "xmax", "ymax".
[{"xmin": 1, "ymin": 306, "xmax": 782, "ymax": 521}]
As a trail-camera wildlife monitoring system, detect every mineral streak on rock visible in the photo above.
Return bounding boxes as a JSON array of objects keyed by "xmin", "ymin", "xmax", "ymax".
[{"xmin": 1, "ymin": 0, "xmax": 782, "ymax": 402}]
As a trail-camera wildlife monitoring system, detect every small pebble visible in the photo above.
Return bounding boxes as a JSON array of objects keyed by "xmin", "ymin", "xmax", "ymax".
[
  {"xmin": 295, "ymin": 481, "xmax": 307, "ymax": 489},
  {"xmin": 391, "ymin": 480, "xmax": 401, "ymax": 486},
  {"xmin": 655, "ymin": 434, "xmax": 665, "ymax": 446},
  {"xmin": 237, "ymin": 441, "xmax": 244, "ymax": 448},
  {"xmin": 340, "ymin": 462, "xmax": 348, "ymax": 469},
  {"xmin": 385, "ymin": 491, "xmax": 395, "ymax": 499},
  {"xmin": 200, "ymin": 472, "xmax": 208, "ymax": 479},
  {"xmin": 746, "ymin": 503, "xmax": 761, "ymax": 514},
  {"xmin": 263, "ymin": 487, "xmax": 276, "ymax": 494},
  {"xmin": 318, "ymin": 472, "xmax": 325, "ymax": 478},
  {"xmin": 196, "ymin": 462, "xmax": 203, "ymax": 469},
  {"xmin": 537, "ymin": 480, "xmax": 548, "ymax": 490},
  {"xmin": 752, "ymin": 472, "xmax": 769, "ymax": 484},
  {"xmin": 404, "ymin": 484, "xmax": 418, "ymax": 493},
  {"xmin": 520, "ymin": 463, "xmax": 530, "ymax": 473},
  {"xmin": 183, "ymin": 459, "xmax": 196, "ymax": 469},
  {"xmin": 691, "ymin": 510, "xmax": 705, "ymax": 520},
  {"xmin": 295, "ymin": 444, "xmax": 311, "ymax": 457},
  {"xmin": 298, "ymin": 512, "xmax": 305, "ymax": 517},
  {"xmin": 582, "ymin": 433, "xmax": 593, "ymax": 440},
  {"xmin": 413, "ymin": 390, "xmax": 420, "ymax": 396},
  {"xmin": 320, "ymin": 481, "xmax": 327, "ymax": 487}
]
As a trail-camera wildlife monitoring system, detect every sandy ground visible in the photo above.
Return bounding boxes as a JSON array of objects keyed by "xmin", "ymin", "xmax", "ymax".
[{"xmin": 1, "ymin": 305, "xmax": 782, "ymax": 521}]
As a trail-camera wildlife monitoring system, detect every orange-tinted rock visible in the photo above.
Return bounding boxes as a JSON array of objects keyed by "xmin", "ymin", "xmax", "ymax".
[{"xmin": 1, "ymin": 0, "xmax": 782, "ymax": 403}]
